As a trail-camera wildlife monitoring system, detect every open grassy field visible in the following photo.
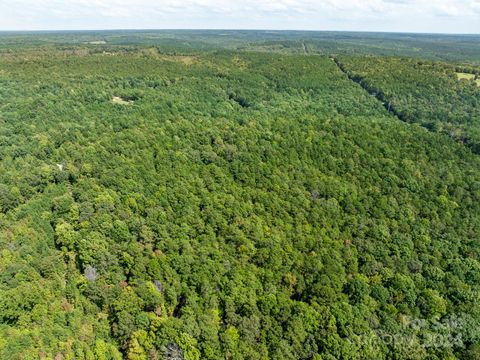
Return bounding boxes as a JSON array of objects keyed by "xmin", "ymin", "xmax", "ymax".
[
  {"xmin": 456, "ymin": 72, "xmax": 476, "ymax": 80},
  {"xmin": 456, "ymin": 72, "xmax": 480, "ymax": 86}
]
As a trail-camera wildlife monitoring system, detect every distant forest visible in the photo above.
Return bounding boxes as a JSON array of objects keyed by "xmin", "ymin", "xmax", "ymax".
[{"xmin": 1, "ymin": 30, "xmax": 480, "ymax": 62}]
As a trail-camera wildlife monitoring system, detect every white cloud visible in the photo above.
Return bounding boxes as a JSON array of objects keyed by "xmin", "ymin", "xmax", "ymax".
[
  {"xmin": 436, "ymin": 3, "xmax": 461, "ymax": 16},
  {"xmin": 471, "ymin": 0, "xmax": 480, "ymax": 13},
  {"xmin": 0, "ymin": 0, "xmax": 478, "ymax": 33}
]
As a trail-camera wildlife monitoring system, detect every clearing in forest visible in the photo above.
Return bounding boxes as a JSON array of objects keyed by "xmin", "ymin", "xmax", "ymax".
[
  {"xmin": 111, "ymin": 96, "xmax": 132, "ymax": 105},
  {"xmin": 455, "ymin": 73, "xmax": 479, "ymax": 86},
  {"xmin": 456, "ymin": 72, "xmax": 476, "ymax": 80},
  {"xmin": 159, "ymin": 55, "xmax": 197, "ymax": 65},
  {"xmin": 86, "ymin": 40, "xmax": 107, "ymax": 45}
]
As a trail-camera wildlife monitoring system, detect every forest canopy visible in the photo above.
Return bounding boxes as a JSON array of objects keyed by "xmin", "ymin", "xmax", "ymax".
[{"xmin": 0, "ymin": 32, "xmax": 479, "ymax": 359}]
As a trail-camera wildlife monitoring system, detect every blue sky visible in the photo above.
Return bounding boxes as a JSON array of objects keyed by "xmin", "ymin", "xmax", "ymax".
[{"xmin": 0, "ymin": 0, "xmax": 479, "ymax": 33}]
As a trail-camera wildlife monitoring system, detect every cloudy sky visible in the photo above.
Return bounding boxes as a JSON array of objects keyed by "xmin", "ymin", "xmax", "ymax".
[{"xmin": 0, "ymin": 0, "xmax": 479, "ymax": 33}]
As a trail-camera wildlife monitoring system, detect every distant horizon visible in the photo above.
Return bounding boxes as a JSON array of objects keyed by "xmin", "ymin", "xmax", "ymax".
[{"xmin": 0, "ymin": 28, "xmax": 479, "ymax": 36}]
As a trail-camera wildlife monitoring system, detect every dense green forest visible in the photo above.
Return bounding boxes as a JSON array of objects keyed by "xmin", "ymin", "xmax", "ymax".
[
  {"xmin": 0, "ymin": 32, "xmax": 479, "ymax": 359},
  {"xmin": 334, "ymin": 56, "xmax": 480, "ymax": 153}
]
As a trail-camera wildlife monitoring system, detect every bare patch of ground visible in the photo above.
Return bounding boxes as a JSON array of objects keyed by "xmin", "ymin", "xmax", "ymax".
[
  {"xmin": 111, "ymin": 96, "xmax": 133, "ymax": 105},
  {"xmin": 86, "ymin": 41, "xmax": 107, "ymax": 45}
]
